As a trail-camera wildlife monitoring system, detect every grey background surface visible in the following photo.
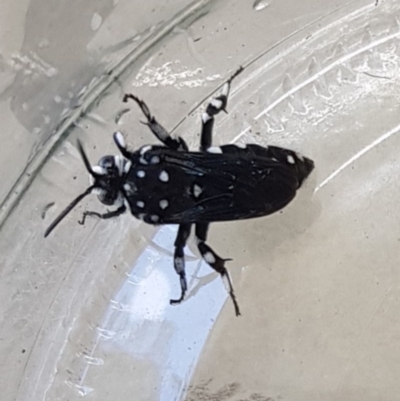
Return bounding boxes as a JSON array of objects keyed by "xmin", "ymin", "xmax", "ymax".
[{"xmin": 1, "ymin": 1, "xmax": 400, "ymax": 400}]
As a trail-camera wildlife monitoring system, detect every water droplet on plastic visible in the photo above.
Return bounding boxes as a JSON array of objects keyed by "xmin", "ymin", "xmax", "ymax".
[
  {"xmin": 253, "ymin": 0, "xmax": 269, "ymax": 11},
  {"xmin": 91, "ymin": 13, "xmax": 102, "ymax": 31},
  {"xmin": 337, "ymin": 65, "xmax": 358, "ymax": 84},
  {"xmin": 331, "ymin": 42, "xmax": 345, "ymax": 59},
  {"xmin": 38, "ymin": 38, "xmax": 49, "ymax": 49},
  {"xmin": 307, "ymin": 57, "xmax": 319, "ymax": 77},
  {"xmin": 361, "ymin": 26, "xmax": 373, "ymax": 47},
  {"xmin": 281, "ymin": 73, "xmax": 293, "ymax": 94},
  {"xmin": 84, "ymin": 355, "xmax": 104, "ymax": 366},
  {"xmin": 389, "ymin": 16, "xmax": 400, "ymax": 35}
]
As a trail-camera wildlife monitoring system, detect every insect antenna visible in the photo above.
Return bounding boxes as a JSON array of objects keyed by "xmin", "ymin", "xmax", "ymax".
[
  {"xmin": 77, "ymin": 139, "xmax": 101, "ymax": 179},
  {"xmin": 44, "ymin": 140, "xmax": 100, "ymax": 238},
  {"xmin": 44, "ymin": 186, "xmax": 95, "ymax": 238}
]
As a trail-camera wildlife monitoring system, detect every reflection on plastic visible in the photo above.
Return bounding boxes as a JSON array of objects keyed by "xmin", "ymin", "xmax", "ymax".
[{"xmin": 77, "ymin": 225, "xmax": 227, "ymax": 401}]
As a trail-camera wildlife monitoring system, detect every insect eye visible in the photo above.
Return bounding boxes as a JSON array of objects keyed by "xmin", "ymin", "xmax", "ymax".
[
  {"xmin": 97, "ymin": 189, "xmax": 116, "ymax": 206},
  {"xmin": 98, "ymin": 155, "xmax": 115, "ymax": 170}
]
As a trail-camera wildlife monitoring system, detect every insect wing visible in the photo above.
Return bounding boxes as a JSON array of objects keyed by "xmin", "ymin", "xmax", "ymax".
[{"xmin": 161, "ymin": 146, "xmax": 299, "ymax": 223}]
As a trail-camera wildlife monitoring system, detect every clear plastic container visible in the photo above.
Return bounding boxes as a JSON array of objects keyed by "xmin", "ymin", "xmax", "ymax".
[{"xmin": 1, "ymin": 1, "xmax": 400, "ymax": 400}]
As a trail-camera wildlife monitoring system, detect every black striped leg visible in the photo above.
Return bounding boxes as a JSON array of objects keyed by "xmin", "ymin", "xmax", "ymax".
[
  {"xmin": 200, "ymin": 66, "xmax": 244, "ymax": 151},
  {"xmin": 78, "ymin": 205, "xmax": 127, "ymax": 225},
  {"xmin": 170, "ymin": 223, "xmax": 192, "ymax": 305},
  {"xmin": 195, "ymin": 223, "xmax": 241, "ymax": 316},
  {"xmin": 123, "ymin": 94, "xmax": 188, "ymax": 151}
]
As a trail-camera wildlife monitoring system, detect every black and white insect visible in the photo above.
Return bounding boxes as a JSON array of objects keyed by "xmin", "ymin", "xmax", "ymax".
[{"xmin": 45, "ymin": 67, "xmax": 314, "ymax": 316}]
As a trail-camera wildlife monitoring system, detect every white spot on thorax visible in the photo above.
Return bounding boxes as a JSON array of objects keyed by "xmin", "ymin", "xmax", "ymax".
[
  {"xmin": 124, "ymin": 183, "xmax": 133, "ymax": 192},
  {"xmin": 204, "ymin": 252, "xmax": 216, "ymax": 264},
  {"xmin": 193, "ymin": 184, "xmax": 202, "ymax": 198},
  {"xmin": 136, "ymin": 201, "xmax": 145, "ymax": 208},
  {"xmin": 151, "ymin": 156, "xmax": 160, "ymax": 164},
  {"xmin": 139, "ymin": 145, "xmax": 152, "ymax": 165},
  {"xmin": 207, "ymin": 146, "xmax": 223, "ymax": 154},
  {"xmin": 159, "ymin": 170, "xmax": 169, "ymax": 182},
  {"xmin": 287, "ymin": 155, "xmax": 295, "ymax": 164},
  {"xmin": 137, "ymin": 170, "xmax": 145, "ymax": 178},
  {"xmin": 159, "ymin": 199, "xmax": 169, "ymax": 209}
]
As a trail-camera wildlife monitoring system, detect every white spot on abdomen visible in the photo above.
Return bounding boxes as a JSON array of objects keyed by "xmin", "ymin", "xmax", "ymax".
[
  {"xmin": 287, "ymin": 155, "xmax": 295, "ymax": 164},
  {"xmin": 193, "ymin": 184, "xmax": 202, "ymax": 198},
  {"xmin": 159, "ymin": 199, "xmax": 169, "ymax": 209},
  {"xmin": 150, "ymin": 215, "xmax": 159, "ymax": 223},
  {"xmin": 159, "ymin": 170, "xmax": 169, "ymax": 182},
  {"xmin": 136, "ymin": 201, "xmax": 145, "ymax": 208},
  {"xmin": 137, "ymin": 170, "xmax": 145, "ymax": 178},
  {"xmin": 207, "ymin": 146, "xmax": 223, "ymax": 154}
]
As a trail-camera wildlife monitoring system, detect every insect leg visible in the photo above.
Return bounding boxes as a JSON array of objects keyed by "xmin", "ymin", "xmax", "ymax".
[
  {"xmin": 195, "ymin": 222, "xmax": 241, "ymax": 316},
  {"xmin": 113, "ymin": 131, "xmax": 134, "ymax": 159},
  {"xmin": 123, "ymin": 94, "xmax": 188, "ymax": 151},
  {"xmin": 200, "ymin": 66, "xmax": 243, "ymax": 151},
  {"xmin": 78, "ymin": 205, "xmax": 126, "ymax": 226},
  {"xmin": 170, "ymin": 223, "xmax": 192, "ymax": 305}
]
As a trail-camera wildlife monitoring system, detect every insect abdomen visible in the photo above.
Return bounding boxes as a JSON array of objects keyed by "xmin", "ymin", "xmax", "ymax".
[{"xmin": 122, "ymin": 143, "xmax": 314, "ymax": 225}]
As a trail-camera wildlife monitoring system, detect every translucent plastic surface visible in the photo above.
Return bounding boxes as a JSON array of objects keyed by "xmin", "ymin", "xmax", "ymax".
[{"xmin": 1, "ymin": 1, "xmax": 400, "ymax": 401}]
